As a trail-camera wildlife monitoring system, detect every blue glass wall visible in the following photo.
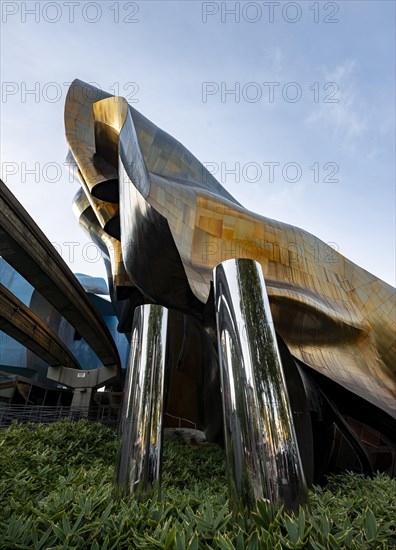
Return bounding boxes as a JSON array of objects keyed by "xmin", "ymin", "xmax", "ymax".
[{"xmin": 0, "ymin": 258, "xmax": 129, "ymax": 383}]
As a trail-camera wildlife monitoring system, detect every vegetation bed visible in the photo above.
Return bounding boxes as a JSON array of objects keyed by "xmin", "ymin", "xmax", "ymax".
[{"xmin": 0, "ymin": 421, "xmax": 395, "ymax": 549}]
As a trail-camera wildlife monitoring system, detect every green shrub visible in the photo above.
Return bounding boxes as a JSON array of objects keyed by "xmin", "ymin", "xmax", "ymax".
[{"xmin": 0, "ymin": 420, "xmax": 395, "ymax": 549}]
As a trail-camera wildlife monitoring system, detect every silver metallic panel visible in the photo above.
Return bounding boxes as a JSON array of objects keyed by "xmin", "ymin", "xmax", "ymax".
[
  {"xmin": 213, "ymin": 259, "xmax": 307, "ymax": 512},
  {"xmin": 115, "ymin": 304, "xmax": 168, "ymax": 498}
]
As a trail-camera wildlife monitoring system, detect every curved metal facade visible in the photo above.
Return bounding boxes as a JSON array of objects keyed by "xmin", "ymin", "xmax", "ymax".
[
  {"xmin": 65, "ymin": 78, "xmax": 395, "ymax": 420},
  {"xmin": 64, "ymin": 79, "xmax": 396, "ymax": 503}
]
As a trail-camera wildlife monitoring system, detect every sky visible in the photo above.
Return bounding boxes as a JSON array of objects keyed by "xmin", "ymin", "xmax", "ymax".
[{"xmin": 1, "ymin": 0, "xmax": 395, "ymax": 286}]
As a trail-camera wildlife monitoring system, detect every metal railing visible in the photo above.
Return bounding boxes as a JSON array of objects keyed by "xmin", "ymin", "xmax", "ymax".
[
  {"xmin": 165, "ymin": 412, "xmax": 197, "ymax": 430},
  {"xmin": 0, "ymin": 404, "xmax": 121, "ymax": 427},
  {"xmin": 0, "ymin": 405, "xmax": 200, "ymax": 432}
]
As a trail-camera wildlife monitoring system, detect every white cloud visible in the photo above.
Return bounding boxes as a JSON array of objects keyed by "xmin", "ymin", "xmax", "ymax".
[
  {"xmin": 305, "ymin": 59, "xmax": 367, "ymax": 147},
  {"xmin": 268, "ymin": 47, "xmax": 283, "ymax": 73}
]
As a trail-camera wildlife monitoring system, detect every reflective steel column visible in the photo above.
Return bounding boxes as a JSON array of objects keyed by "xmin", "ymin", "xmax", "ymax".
[
  {"xmin": 213, "ymin": 259, "xmax": 307, "ymax": 513},
  {"xmin": 115, "ymin": 304, "xmax": 168, "ymax": 498}
]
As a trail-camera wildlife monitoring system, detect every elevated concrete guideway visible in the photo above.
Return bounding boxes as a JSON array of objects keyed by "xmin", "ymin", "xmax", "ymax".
[
  {"xmin": 0, "ymin": 283, "xmax": 80, "ymax": 370},
  {"xmin": 0, "ymin": 179, "xmax": 121, "ymax": 376}
]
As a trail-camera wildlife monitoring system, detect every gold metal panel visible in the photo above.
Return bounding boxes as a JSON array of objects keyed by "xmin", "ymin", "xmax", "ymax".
[{"xmin": 64, "ymin": 79, "xmax": 396, "ymax": 418}]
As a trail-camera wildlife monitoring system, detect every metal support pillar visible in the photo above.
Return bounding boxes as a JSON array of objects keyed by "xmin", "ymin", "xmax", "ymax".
[
  {"xmin": 213, "ymin": 259, "xmax": 307, "ymax": 513},
  {"xmin": 115, "ymin": 304, "xmax": 168, "ymax": 498}
]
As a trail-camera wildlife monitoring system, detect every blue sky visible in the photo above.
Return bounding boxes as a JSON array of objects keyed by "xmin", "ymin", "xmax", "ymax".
[{"xmin": 1, "ymin": 0, "xmax": 395, "ymax": 285}]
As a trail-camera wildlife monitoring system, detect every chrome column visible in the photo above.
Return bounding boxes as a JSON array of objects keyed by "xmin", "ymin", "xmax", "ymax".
[
  {"xmin": 213, "ymin": 259, "xmax": 307, "ymax": 512},
  {"xmin": 115, "ymin": 304, "xmax": 168, "ymax": 498}
]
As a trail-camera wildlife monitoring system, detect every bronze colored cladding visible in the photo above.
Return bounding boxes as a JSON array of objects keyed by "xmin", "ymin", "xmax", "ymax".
[
  {"xmin": 65, "ymin": 79, "xmax": 395, "ymax": 420},
  {"xmin": 72, "ymin": 187, "xmax": 134, "ymax": 300}
]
